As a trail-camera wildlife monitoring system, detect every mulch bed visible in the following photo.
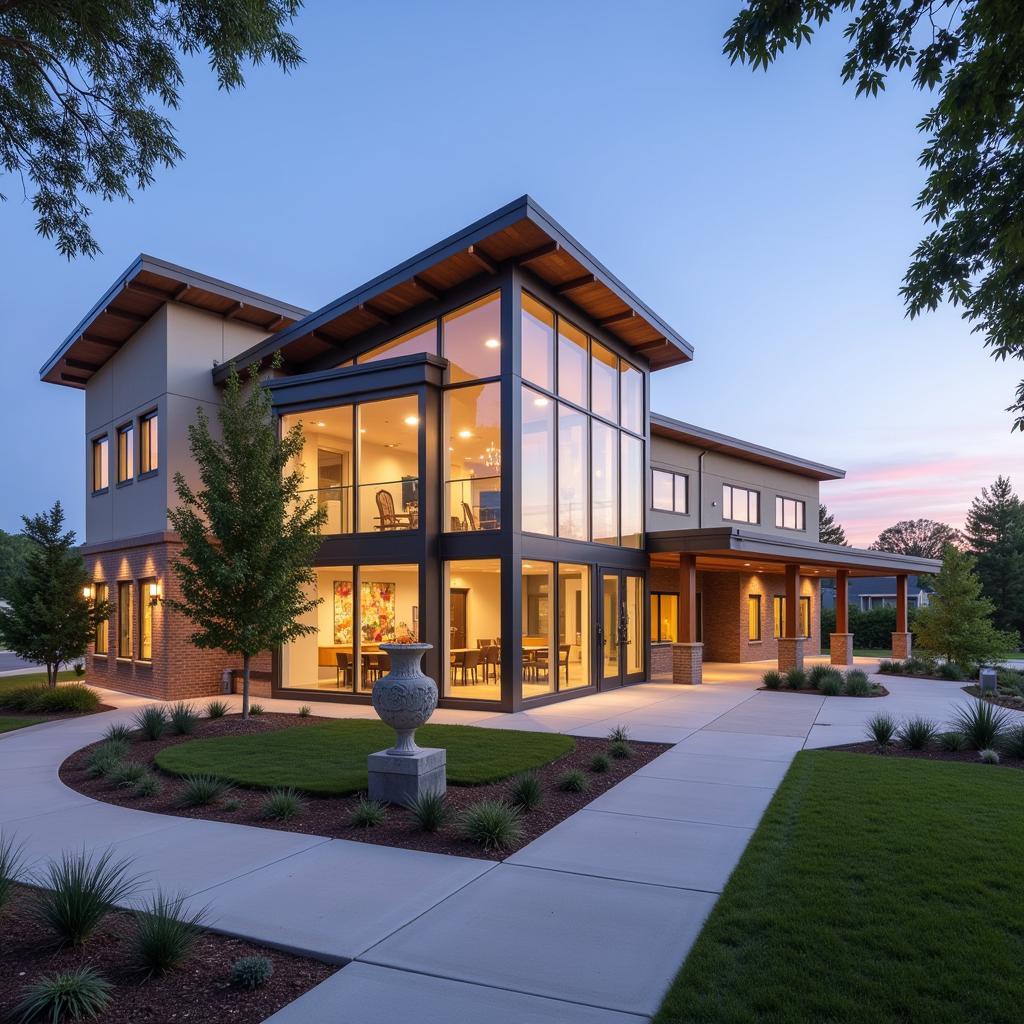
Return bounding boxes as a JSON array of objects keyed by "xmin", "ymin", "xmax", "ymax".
[
  {"xmin": 822, "ymin": 740, "xmax": 1024, "ymax": 771},
  {"xmin": 0, "ymin": 705, "xmax": 116, "ymax": 723},
  {"xmin": 757, "ymin": 685, "xmax": 889, "ymax": 698},
  {"xmin": 60, "ymin": 713, "xmax": 670, "ymax": 859},
  {"xmin": 961, "ymin": 684, "xmax": 1024, "ymax": 711},
  {"xmin": 0, "ymin": 884, "xmax": 334, "ymax": 1024}
]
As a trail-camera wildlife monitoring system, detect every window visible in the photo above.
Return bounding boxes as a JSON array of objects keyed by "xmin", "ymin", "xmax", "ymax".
[
  {"xmin": 620, "ymin": 433, "xmax": 644, "ymax": 549},
  {"xmin": 442, "ymin": 292, "xmax": 501, "ymax": 383},
  {"xmin": 445, "ymin": 558, "xmax": 502, "ymax": 701},
  {"xmin": 619, "ymin": 361, "xmax": 643, "ymax": 434},
  {"xmin": 557, "ymin": 319, "xmax": 588, "ymax": 406},
  {"xmin": 139, "ymin": 411, "xmax": 158, "ymax": 474},
  {"xmin": 91, "ymin": 436, "xmax": 108, "ymax": 493},
  {"xmin": 444, "ymin": 382, "xmax": 501, "ymax": 532},
  {"xmin": 775, "ymin": 496, "xmax": 805, "ymax": 531},
  {"xmin": 358, "ymin": 322, "xmax": 437, "ymax": 365},
  {"xmin": 652, "ymin": 469, "xmax": 688, "ymax": 514},
  {"xmin": 94, "ymin": 583, "xmax": 109, "ymax": 655},
  {"xmin": 521, "ymin": 387, "xmax": 554, "ymax": 535},
  {"xmin": 591, "ymin": 421, "xmax": 618, "ymax": 545},
  {"xmin": 557, "ymin": 405, "xmax": 588, "ymax": 540},
  {"xmin": 748, "ymin": 594, "xmax": 762, "ymax": 641},
  {"xmin": 522, "ymin": 561, "xmax": 555, "ymax": 696},
  {"xmin": 590, "ymin": 341, "xmax": 619, "ymax": 421},
  {"xmin": 723, "ymin": 484, "xmax": 759, "ymax": 524},
  {"xmin": 650, "ymin": 593, "xmax": 678, "ymax": 643},
  {"xmin": 286, "ymin": 406, "xmax": 354, "ymax": 534},
  {"xmin": 800, "ymin": 595, "xmax": 811, "ymax": 638},
  {"xmin": 117, "ymin": 423, "xmax": 134, "ymax": 483},
  {"xmin": 357, "ymin": 395, "xmax": 421, "ymax": 532},
  {"xmin": 773, "ymin": 595, "xmax": 786, "ymax": 639},
  {"xmin": 117, "ymin": 582, "xmax": 132, "ymax": 658},
  {"xmin": 521, "ymin": 293, "xmax": 554, "ymax": 392},
  {"xmin": 558, "ymin": 563, "xmax": 590, "ymax": 690},
  {"xmin": 138, "ymin": 578, "xmax": 154, "ymax": 661}
]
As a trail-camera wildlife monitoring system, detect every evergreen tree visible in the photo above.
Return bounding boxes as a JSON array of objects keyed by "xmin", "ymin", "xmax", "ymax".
[
  {"xmin": 166, "ymin": 361, "xmax": 324, "ymax": 717},
  {"xmin": 0, "ymin": 503, "xmax": 108, "ymax": 687},
  {"xmin": 964, "ymin": 476, "xmax": 1024, "ymax": 636},
  {"xmin": 913, "ymin": 545, "xmax": 1019, "ymax": 667},
  {"xmin": 818, "ymin": 504, "xmax": 848, "ymax": 546}
]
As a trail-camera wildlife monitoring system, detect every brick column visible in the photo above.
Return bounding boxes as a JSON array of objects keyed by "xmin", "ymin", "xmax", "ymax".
[
  {"xmin": 777, "ymin": 637, "xmax": 805, "ymax": 672},
  {"xmin": 892, "ymin": 574, "xmax": 912, "ymax": 659},
  {"xmin": 892, "ymin": 632, "xmax": 913, "ymax": 659},
  {"xmin": 777, "ymin": 563, "xmax": 804, "ymax": 671},
  {"xmin": 672, "ymin": 642, "xmax": 703, "ymax": 685},
  {"xmin": 830, "ymin": 569, "xmax": 853, "ymax": 665}
]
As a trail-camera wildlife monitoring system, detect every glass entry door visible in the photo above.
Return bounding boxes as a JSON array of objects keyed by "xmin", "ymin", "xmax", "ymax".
[{"xmin": 599, "ymin": 571, "xmax": 646, "ymax": 689}]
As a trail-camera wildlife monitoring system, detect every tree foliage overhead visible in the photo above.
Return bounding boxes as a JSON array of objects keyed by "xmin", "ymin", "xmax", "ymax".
[
  {"xmin": 724, "ymin": 1, "xmax": 1024, "ymax": 430},
  {"xmin": 869, "ymin": 517, "xmax": 962, "ymax": 557},
  {"xmin": 964, "ymin": 475, "xmax": 1024, "ymax": 635},
  {"xmin": 0, "ymin": 0, "xmax": 303, "ymax": 258},
  {"xmin": 818, "ymin": 503, "xmax": 849, "ymax": 545},
  {"xmin": 0, "ymin": 527, "xmax": 34, "ymax": 602}
]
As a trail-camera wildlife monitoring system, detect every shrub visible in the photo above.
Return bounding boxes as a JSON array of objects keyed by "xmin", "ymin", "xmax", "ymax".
[
  {"xmin": 762, "ymin": 670, "xmax": 783, "ymax": 690},
  {"xmin": 168, "ymin": 701, "xmax": 199, "ymax": 735},
  {"xmin": 784, "ymin": 668, "xmax": 807, "ymax": 690},
  {"xmin": 877, "ymin": 659, "xmax": 903, "ymax": 675},
  {"xmin": 132, "ymin": 773, "xmax": 162, "ymax": 799},
  {"xmin": 866, "ymin": 712, "xmax": 897, "ymax": 748},
  {"xmin": 0, "ymin": 683, "xmax": 101, "ymax": 714},
  {"xmin": 205, "ymin": 699, "xmax": 229, "ymax": 719},
  {"xmin": 461, "ymin": 800, "xmax": 522, "ymax": 851},
  {"xmin": 589, "ymin": 753, "xmax": 610, "ymax": 773},
  {"xmin": 223, "ymin": 798, "xmax": 241, "ymax": 813},
  {"xmin": 351, "ymin": 797, "xmax": 387, "ymax": 828},
  {"xmin": 73, "ymin": 662, "xmax": 86, "ymax": 677},
  {"xmin": 979, "ymin": 748, "xmax": 1001, "ymax": 765},
  {"xmin": 132, "ymin": 890, "xmax": 208, "ymax": 977},
  {"xmin": 995, "ymin": 667, "xmax": 1024, "ymax": 696},
  {"xmin": 134, "ymin": 705, "xmax": 167, "ymax": 740},
  {"xmin": 938, "ymin": 730, "xmax": 968, "ymax": 752},
  {"xmin": 897, "ymin": 717, "xmax": 938, "ymax": 751},
  {"xmin": 607, "ymin": 725, "xmax": 630, "ymax": 743},
  {"xmin": 85, "ymin": 740, "xmax": 127, "ymax": 778},
  {"xmin": 110, "ymin": 760, "xmax": 149, "ymax": 788},
  {"xmin": 608, "ymin": 740, "xmax": 633, "ymax": 759},
  {"xmin": 13, "ymin": 967, "xmax": 112, "ymax": 1023},
  {"xmin": 232, "ymin": 955, "xmax": 274, "ymax": 991},
  {"xmin": 0, "ymin": 832, "xmax": 25, "ymax": 913},
  {"xmin": 1001, "ymin": 722, "xmax": 1024, "ymax": 759},
  {"xmin": 950, "ymin": 700, "xmax": 1011, "ymax": 751},
  {"xmin": 939, "ymin": 662, "xmax": 965, "ymax": 681},
  {"xmin": 806, "ymin": 665, "xmax": 830, "ymax": 689},
  {"xmin": 904, "ymin": 656, "xmax": 930, "ymax": 676},
  {"xmin": 33, "ymin": 849, "xmax": 137, "ymax": 946},
  {"xmin": 819, "ymin": 671, "xmax": 843, "ymax": 696},
  {"xmin": 103, "ymin": 722, "xmax": 134, "ymax": 745},
  {"xmin": 843, "ymin": 670, "xmax": 872, "ymax": 696},
  {"xmin": 557, "ymin": 770, "xmax": 589, "ymax": 793},
  {"xmin": 508, "ymin": 773, "xmax": 543, "ymax": 812},
  {"xmin": 406, "ymin": 791, "xmax": 448, "ymax": 832},
  {"xmin": 298, "ymin": 704, "xmax": 312, "ymax": 717},
  {"xmin": 178, "ymin": 774, "xmax": 232, "ymax": 807},
  {"xmin": 249, "ymin": 703, "xmax": 265, "ymax": 716},
  {"xmin": 261, "ymin": 787, "xmax": 305, "ymax": 822}
]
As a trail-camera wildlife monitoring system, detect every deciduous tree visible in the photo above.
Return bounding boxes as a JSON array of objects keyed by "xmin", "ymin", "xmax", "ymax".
[{"xmin": 869, "ymin": 518, "xmax": 962, "ymax": 558}]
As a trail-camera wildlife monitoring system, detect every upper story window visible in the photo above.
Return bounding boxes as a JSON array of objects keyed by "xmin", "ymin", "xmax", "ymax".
[
  {"xmin": 358, "ymin": 321, "xmax": 437, "ymax": 365},
  {"xmin": 723, "ymin": 483, "xmax": 759, "ymax": 524},
  {"xmin": 445, "ymin": 381, "xmax": 500, "ymax": 532},
  {"xmin": 521, "ymin": 386, "xmax": 554, "ymax": 535},
  {"xmin": 91, "ymin": 436, "xmax": 108, "ymax": 493},
  {"xmin": 443, "ymin": 291, "xmax": 501, "ymax": 383},
  {"xmin": 117, "ymin": 423, "xmax": 134, "ymax": 483},
  {"xmin": 619, "ymin": 362, "xmax": 643, "ymax": 433},
  {"xmin": 653, "ymin": 469, "xmax": 688, "ymax": 514},
  {"xmin": 139, "ymin": 411, "xmax": 158, "ymax": 474},
  {"xmin": 775, "ymin": 496, "xmax": 805, "ymax": 531},
  {"xmin": 590, "ymin": 341, "xmax": 618, "ymax": 422},
  {"xmin": 521, "ymin": 293, "xmax": 554, "ymax": 392},
  {"xmin": 557, "ymin": 319, "xmax": 588, "ymax": 406}
]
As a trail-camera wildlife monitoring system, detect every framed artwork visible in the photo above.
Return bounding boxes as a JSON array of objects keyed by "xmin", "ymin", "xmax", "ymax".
[
  {"xmin": 333, "ymin": 579, "xmax": 397, "ymax": 644},
  {"xmin": 333, "ymin": 581, "xmax": 353, "ymax": 644}
]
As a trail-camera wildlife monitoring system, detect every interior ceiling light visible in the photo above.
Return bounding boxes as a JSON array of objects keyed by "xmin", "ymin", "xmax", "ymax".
[
  {"xmin": 533, "ymin": 396, "xmax": 550, "ymax": 407},
  {"xmin": 458, "ymin": 429, "xmax": 472, "ymax": 439},
  {"xmin": 315, "ymin": 420, "xmax": 326, "ymax": 428},
  {"xmin": 484, "ymin": 338, "xmax": 500, "ymax": 349},
  {"xmin": 404, "ymin": 415, "xmax": 420, "ymax": 426}
]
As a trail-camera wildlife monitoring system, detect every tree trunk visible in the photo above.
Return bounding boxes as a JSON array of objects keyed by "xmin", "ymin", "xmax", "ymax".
[
  {"xmin": 47, "ymin": 662, "xmax": 57, "ymax": 689},
  {"xmin": 242, "ymin": 652, "xmax": 250, "ymax": 720}
]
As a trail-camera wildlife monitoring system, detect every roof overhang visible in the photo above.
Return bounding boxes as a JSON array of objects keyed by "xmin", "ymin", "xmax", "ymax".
[
  {"xmin": 213, "ymin": 195, "xmax": 693, "ymax": 383},
  {"xmin": 651, "ymin": 414, "xmax": 845, "ymax": 481},
  {"xmin": 40, "ymin": 255, "xmax": 308, "ymax": 389},
  {"xmin": 647, "ymin": 527, "xmax": 940, "ymax": 577}
]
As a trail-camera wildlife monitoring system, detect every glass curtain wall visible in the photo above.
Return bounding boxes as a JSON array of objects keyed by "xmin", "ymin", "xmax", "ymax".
[
  {"xmin": 521, "ymin": 388, "xmax": 554, "ymax": 535},
  {"xmin": 521, "ymin": 562, "xmax": 554, "ymax": 697},
  {"xmin": 444, "ymin": 382, "xmax": 501, "ymax": 531},
  {"xmin": 558, "ymin": 564, "xmax": 590, "ymax": 690},
  {"xmin": 444, "ymin": 558, "xmax": 502, "ymax": 701}
]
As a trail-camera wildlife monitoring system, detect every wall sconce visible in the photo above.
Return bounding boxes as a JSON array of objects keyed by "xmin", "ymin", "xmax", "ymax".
[
  {"xmin": 148, "ymin": 581, "xmax": 162, "ymax": 606},
  {"xmin": 82, "ymin": 584, "xmax": 95, "ymax": 601}
]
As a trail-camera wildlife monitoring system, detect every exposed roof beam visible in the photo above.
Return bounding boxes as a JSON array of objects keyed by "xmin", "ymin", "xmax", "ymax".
[
  {"xmin": 467, "ymin": 244, "xmax": 499, "ymax": 275},
  {"xmin": 554, "ymin": 273, "xmax": 596, "ymax": 294},
  {"xmin": 65, "ymin": 357, "xmax": 101, "ymax": 372},
  {"xmin": 412, "ymin": 275, "xmax": 442, "ymax": 301},
  {"xmin": 80, "ymin": 332, "xmax": 122, "ymax": 350},
  {"xmin": 223, "ymin": 301, "xmax": 245, "ymax": 319},
  {"xmin": 359, "ymin": 302, "xmax": 392, "ymax": 326},
  {"xmin": 597, "ymin": 310, "xmax": 636, "ymax": 327},
  {"xmin": 60, "ymin": 372, "xmax": 89, "ymax": 385},
  {"xmin": 633, "ymin": 338, "xmax": 667, "ymax": 352},
  {"xmin": 517, "ymin": 241, "xmax": 560, "ymax": 266},
  {"xmin": 312, "ymin": 329, "xmax": 346, "ymax": 348},
  {"xmin": 265, "ymin": 315, "xmax": 289, "ymax": 332},
  {"xmin": 124, "ymin": 280, "xmax": 186, "ymax": 302},
  {"xmin": 103, "ymin": 307, "xmax": 148, "ymax": 325}
]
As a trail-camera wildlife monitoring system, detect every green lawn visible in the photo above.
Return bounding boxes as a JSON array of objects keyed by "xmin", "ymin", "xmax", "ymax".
[
  {"xmin": 155, "ymin": 720, "xmax": 575, "ymax": 794},
  {"xmin": 0, "ymin": 670, "xmax": 78, "ymax": 696},
  {"xmin": 655, "ymin": 751, "xmax": 1024, "ymax": 1024},
  {"xmin": 0, "ymin": 715, "xmax": 47, "ymax": 734},
  {"xmin": 852, "ymin": 648, "xmax": 890, "ymax": 658}
]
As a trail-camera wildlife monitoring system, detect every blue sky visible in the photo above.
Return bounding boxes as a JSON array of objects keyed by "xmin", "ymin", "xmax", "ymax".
[{"xmin": 1, "ymin": 1, "xmax": 1019, "ymax": 544}]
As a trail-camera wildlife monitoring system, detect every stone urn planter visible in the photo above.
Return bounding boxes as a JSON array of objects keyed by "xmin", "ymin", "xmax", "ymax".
[{"xmin": 371, "ymin": 642, "xmax": 437, "ymax": 754}]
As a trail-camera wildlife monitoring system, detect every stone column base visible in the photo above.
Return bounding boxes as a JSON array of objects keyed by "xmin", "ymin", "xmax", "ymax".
[
  {"xmin": 891, "ymin": 632, "xmax": 913, "ymax": 660},
  {"xmin": 777, "ymin": 637, "xmax": 805, "ymax": 672},
  {"xmin": 672, "ymin": 642, "xmax": 703, "ymax": 685},
  {"xmin": 368, "ymin": 747, "xmax": 446, "ymax": 805},
  {"xmin": 829, "ymin": 633, "xmax": 854, "ymax": 667}
]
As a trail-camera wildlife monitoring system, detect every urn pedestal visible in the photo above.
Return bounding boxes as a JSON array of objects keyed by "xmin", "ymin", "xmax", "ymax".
[{"xmin": 367, "ymin": 643, "xmax": 446, "ymax": 804}]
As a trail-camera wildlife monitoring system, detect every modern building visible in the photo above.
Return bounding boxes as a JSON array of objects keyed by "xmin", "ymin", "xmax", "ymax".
[
  {"xmin": 41, "ymin": 197, "xmax": 940, "ymax": 710},
  {"xmin": 821, "ymin": 575, "xmax": 931, "ymax": 613}
]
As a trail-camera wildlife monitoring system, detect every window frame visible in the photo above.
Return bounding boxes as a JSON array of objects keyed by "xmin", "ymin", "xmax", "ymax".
[
  {"xmin": 775, "ymin": 495, "xmax": 806, "ymax": 532},
  {"xmin": 138, "ymin": 578, "xmax": 154, "ymax": 662},
  {"xmin": 722, "ymin": 483, "xmax": 760, "ymax": 525},
  {"xmin": 91, "ymin": 435, "xmax": 109, "ymax": 494},
  {"xmin": 139, "ymin": 410, "xmax": 158, "ymax": 476},
  {"xmin": 116, "ymin": 422, "xmax": 134, "ymax": 485},
  {"xmin": 652, "ymin": 468, "xmax": 688, "ymax": 515}
]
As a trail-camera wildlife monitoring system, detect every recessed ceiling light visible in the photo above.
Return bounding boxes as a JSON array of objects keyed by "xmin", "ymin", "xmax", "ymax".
[
  {"xmin": 484, "ymin": 338, "xmax": 500, "ymax": 349},
  {"xmin": 744, "ymin": 562, "xmax": 751, "ymax": 567},
  {"xmin": 458, "ymin": 429, "xmax": 472, "ymax": 439},
  {"xmin": 533, "ymin": 396, "xmax": 550, "ymax": 407},
  {"xmin": 448, "ymin": 446, "xmax": 454, "ymax": 452},
  {"xmin": 315, "ymin": 420, "xmax": 326, "ymax": 428},
  {"xmin": 359, "ymin": 428, "xmax": 366, "ymax": 434},
  {"xmin": 404, "ymin": 415, "xmax": 420, "ymax": 426}
]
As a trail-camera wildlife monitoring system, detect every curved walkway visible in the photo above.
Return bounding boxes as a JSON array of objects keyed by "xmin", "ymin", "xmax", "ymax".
[{"xmin": 0, "ymin": 662, "xmax": 1012, "ymax": 1023}]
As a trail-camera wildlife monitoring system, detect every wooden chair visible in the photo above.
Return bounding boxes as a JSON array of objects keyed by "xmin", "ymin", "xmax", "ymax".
[
  {"xmin": 375, "ymin": 490, "xmax": 415, "ymax": 531},
  {"xmin": 461, "ymin": 501, "xmax": 478, "ymax": 532},
  {"xmin": 452, "ymin": 649, "xmax": 481, "ymax": 686},
  {"xmin": 481, "ymin": 645, "xmax": 500, "ymax": 682},
  {"xmin": 559, "ymin": 643, "xmax": 571, "ymax": 685},
  {"xmin": 335, "ymin": 652, "xmax": 353, "ymax": 689}
]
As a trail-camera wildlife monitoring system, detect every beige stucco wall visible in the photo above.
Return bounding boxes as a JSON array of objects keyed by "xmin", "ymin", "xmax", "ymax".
[{"xmin": 647, "ymin": 435, "xmax": 821, "ymax": 542}]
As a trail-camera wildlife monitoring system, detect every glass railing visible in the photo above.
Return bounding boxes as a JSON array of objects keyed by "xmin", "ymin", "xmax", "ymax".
[
  {"xmin": 300, "ymin": 485, "xmax": 353, "ymax": 535},
  {"xmin": 445, "ymin": 476, "xmax": 501, "ymax": 531},
  {"xmin": 359, "ymin": 479, "xmax": 420, "ymax": 532}
]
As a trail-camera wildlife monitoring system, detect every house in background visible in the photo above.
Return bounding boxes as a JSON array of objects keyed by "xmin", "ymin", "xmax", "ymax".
[
  {"xmin": 40, "ymin": 196, "xmax": 940, "ymax": 710},
  {"xmin": 821, "ymin": 575, "xmax": 931, "ymax": 613}
]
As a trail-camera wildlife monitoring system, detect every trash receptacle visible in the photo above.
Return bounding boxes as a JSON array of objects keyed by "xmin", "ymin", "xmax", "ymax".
[
  {"xmin": 221, "ymin": 668, "xmax": 234, "ymax": 695},
  {"xmin": 979, "ymin": 667, "xmax": 998, "ymax": 693}
]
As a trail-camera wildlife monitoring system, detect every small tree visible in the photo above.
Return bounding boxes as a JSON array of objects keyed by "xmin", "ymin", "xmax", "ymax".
[
  {"xmin": 913, "ymin": 545, "xmax": 1019, "ymax": 668},
  {"xmin": 818, "ymin": 504, "xmax": 848, "ymax": 546},
  {"xmin": 0, "ymin": 503, "xmax": 108, "ymax": 687},
  {"xmin": 166, "ymin": 361, "xmax": 324, "ymax": 717}
]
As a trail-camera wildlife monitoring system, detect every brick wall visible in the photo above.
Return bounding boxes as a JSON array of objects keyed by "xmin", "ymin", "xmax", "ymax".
[{"xmin": 85, "ymin": 538, "xmax": 271, "ymax": 701}]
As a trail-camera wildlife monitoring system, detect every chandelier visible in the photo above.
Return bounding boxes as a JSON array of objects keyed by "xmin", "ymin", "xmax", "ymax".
[{"xmin": 483, "ymin": 440, "xmax": 501, "ymax": 470}]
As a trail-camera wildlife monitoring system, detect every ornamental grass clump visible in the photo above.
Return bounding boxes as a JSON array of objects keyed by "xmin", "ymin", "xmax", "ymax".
[
  {"xmin": 762, "ymin": 669, "xmax": 782, "ymax": 690},
  {"xmin": 260, "ymin": 787, "xmax": 305, "ymax": 822},
  {"xmin": 131, "ymin": 891, "xmax": 208, "ymax": 977},
  {"xmin": 938, "ymin": 730, "xmax": 968, "ymax": 752},
  {"xmin": 939, "ymin": 662, "xmax": 965, "ymax": 681},
  {"xmin": 878, "ymin": 659, "xmax": 903, "ymax": 675},
  {"xmin": 406, "ymin": 791, "xmax": 448, "ymax": 833},
  {"xmin": 134, "ymin": 705, "xmax": 167, "ymax": 740},
  {"xmin": 461, "ymin": 800, "xmax": 522, "ymax": 851},
  {"xmin": 1001, "ymin": 723, "xmax": 1024, "ymax": 759},
  {"xmin": 298, "ymin": 704, "xmax": 312, "ymax": 717},
  {"xmin": 607, "ymin": 725, "xmax": 631, "ymax": 743},
  {"xmin": 843, "ymin": 669, "xmax": 872, "ymax": 697},
  {"xmin": 168, "ymin": 701, "xmax": 199, "ymax": 735},
  {"xmin": 508, "ymin": 773, "xmax": 543, "ymax": 812},
  {"xmin": 232, "ymin": 955, "xmax": 274, "ymax": 990},
  {"xmin": 557, "ymin": 770, "xmax": 589, "ymax": 793},
  {"xmin": 33, "ymin": 850, "xmax": 137, "ymax": 946},
  {"xmin": 178, "ymin": 774, "xmax": 232, "ymax": 808},
  {"xmin": 110, "ymin": 760, "xmax": 149, "ymax": 788},
  {"xmin": 608, "ymin": 739, "xmax": 633, "ymax": 759},
  {"xmin": 2, "ymin": 683, "xmax": 102, "ymax": 714},
  {"xmin": 819, "ymin": 670, "xmax": 843, "ymax": 696},
  {"xmin": 806, "ymin": 665, "xmax": 830, "ymax": 689},
  {"xmin": 865, "ymin": 712, "xmax": 897, "ymax": 749},
  {"xmin": 13, "ymin": 967, "xmax": 112, "ymax": 1023},
  {"xmin": 132, "ymin": 773, "xmax": 162, "ymax": 798},
  {"xmin": 102, "ymin": 722, "xmax": 134, "ymax": 745},
  {"xmin": 784, "ymin": 668, "xmax": 807, "ymax": 690},
  {"xmin": 589, "ymin": 753, "xmax": 610, "ymax": 773},
  {"xmin": 350, "ymin": 797, "xmax": 387, "ymax": 828},
  {"xmin": 0, "ymin": 832, "xmax": 25, "ymax": 913},
  {"xmin": 85, "ymin": 739, "xmax": 127, "ymax": 778},
  {"xmin": 979, "ymin": 748, "xmax": 1001, "ymax": 765},
  {"xmin": 205, "ymin": 699, "xmax": 229, "ymax": 719},
  {"xmin": 897, "ymin": 717, "xmax": 938, "ymax": 751},
  {"xmin": 951, "ymin": 700, "xmax": 1010, "ymax": 751}
]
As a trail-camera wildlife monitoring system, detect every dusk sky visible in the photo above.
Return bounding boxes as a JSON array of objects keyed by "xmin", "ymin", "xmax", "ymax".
[{"xmin": 2, "ymin": 2, "xmax": 1019, "ymax": 545}]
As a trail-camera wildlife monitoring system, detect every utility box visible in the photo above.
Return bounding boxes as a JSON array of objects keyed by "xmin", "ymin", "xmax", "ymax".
[{"xmin": 979, "ymin": 667, "xmax": 998, "ymax": 694}]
